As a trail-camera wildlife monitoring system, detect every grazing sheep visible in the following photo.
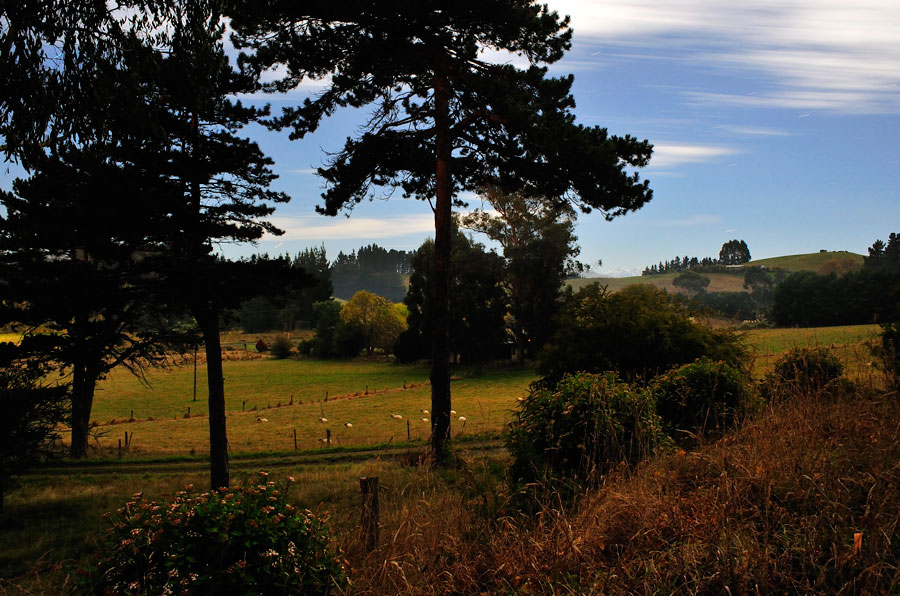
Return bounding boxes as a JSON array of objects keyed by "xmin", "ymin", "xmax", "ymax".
[
  {"xmin": 344, "ymin": 422, "xmax": 353, "ymax": 428},
  {"xmin": 421, "ymin": 409, "xmax": 429, "ymax": 415},
  {"xmin": 422, "ymin": 417, "xmax": 429, "ymax": 422},
  {"xmin": 390, "ymin": 414, "xmax": 403, "ymax": 420},
  {"xmin": 257, "ymin": 417, "xmax": 269, "ymax": 423},
  {"xmin": 450, "ymin": 410, "xmax": 457, "ymax": 416},
  {"xmin": 458, "ymin": 416, "xmax": 467, "ymax": 422},
  {"xmin": 318, "ymin": 417, "xmax": 328, "ymax": 423}
]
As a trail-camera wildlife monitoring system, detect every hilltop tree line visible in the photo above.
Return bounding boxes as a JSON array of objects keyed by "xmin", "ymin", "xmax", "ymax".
[{"xmin": 642, "ymin": 239, "xmax": 751, "ymax": 275}]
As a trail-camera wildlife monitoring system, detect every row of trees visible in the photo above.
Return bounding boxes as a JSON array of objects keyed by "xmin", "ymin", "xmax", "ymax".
[
  {"xmin": 2, "ymin": 0, "xmax": 653, "ymax": 478},
  {"xmin": 642, "ymin": 240, "xmax": 751, "ymax": 276}
]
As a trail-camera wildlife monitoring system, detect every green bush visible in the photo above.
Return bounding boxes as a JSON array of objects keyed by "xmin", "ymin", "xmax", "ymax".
[
  {"xmin": 764, "ymin": 347, "xmax": 845, "ymax": 400},
  {"xmin": 872, "ymin": 321, "xmax": 900, "ymax": 390},
  {"xmin": 269, "ymin": 335, "xmax": 294, "ymax": 359},
  {"xmin": 76, "ymin": 474, "xmax": 345, "ymax": 595},
  {"xmin": 506, "ymin": 372, "xmax": 666, "ymax": 488},
  {"xmin": 651, "ymin": 358, "xmax": 756, "ymax": 443},
  {"xmin": 538, "ymin": 284, "xmax": 746, "ymax": 388}
]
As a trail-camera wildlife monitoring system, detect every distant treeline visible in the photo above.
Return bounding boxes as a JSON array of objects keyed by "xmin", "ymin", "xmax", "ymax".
[
  {"xmin": 642, "ymin": 256, "xmax": 723, "ymax": 276},
  {"xmin": 331, "ymin": 244, "xmax": 413, "ymax": 302},
  {"xmin": 771, "ymin": 234, "xmax": 900, "ymax": 326}
]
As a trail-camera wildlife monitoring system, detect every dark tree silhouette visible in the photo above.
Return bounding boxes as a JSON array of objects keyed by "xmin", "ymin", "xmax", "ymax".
[
  {"xmin": 229, "ymin": 1, "xmax": 654, "ymax": 459},
  {"xmin": 719, "ymin": 239, "xmax": 751, "ymax": 265}
]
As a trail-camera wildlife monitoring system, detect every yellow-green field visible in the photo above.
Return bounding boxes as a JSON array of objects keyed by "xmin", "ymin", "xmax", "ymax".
[
  {"xmin": 76, "ymin": 323, "xmax": 884, "ymax": 459},
  {"xmin": 566, "ymin": 271, "xmax": 748, "ymax": 295}
]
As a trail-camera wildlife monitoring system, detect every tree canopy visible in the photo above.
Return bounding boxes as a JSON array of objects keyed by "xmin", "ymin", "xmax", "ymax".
[{"xmin": 719, "ymin": 239, "xmax": 751, "ymax": 266}]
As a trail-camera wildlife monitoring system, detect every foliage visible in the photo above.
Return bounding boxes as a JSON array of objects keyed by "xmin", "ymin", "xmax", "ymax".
[
  {"xmin": 539, "ymin": 284, "xmax": 746, "ymax": 387},
  {"xmin": 864, "ymin": 232, "xmax": 900, "ymax": 270},
  {"xmin": 76, "ymin": 474, "xmax": 345, "ymax": 595},
  {"xmin": 269, "ymin": 336, "xmax": 294, "ymax": 360},
  {"xmin": 506, "ymin": 372, "xmax": 665, "ymax": 488},
  {"xmin": 771, "ymin": 268, "xmax": 900, "ymax": 327},
  {"xmin": 763, "ymin": 347, "xmax": 845, "ymax": 400},
  {"xmin": 340, "ymin": 291, "xmax": 407, "ymax": 355},
  {"xmin": 693, "ymin": 290, "xmax": 758, "ymax": 320},
  {"xmin": 650, "ymin": 358, "xmax": 755, "ymax": 443},
  {"xmin": 460, "ymin": 188, "xmax": 584, "ymax": 358},
  {"xmin": 719, "ymin": 239, "xmax": 751, "ymax": 265},
  {"xmin": 400, "ymin": 232, "xmax": 508, "ymax": 364},
  {"xmin": 330, "ymin": 245, "xmax": 413, "ymax": 302},
  {"xmin": 872, "ymin": 321, "xmax": 900, "ymax": 390},
  {"xmin": 672, "ymin": 270, "xmax": 710, "ymax": 296},
  {"xmin": 0, "ymin": 364, "xmax": 68, "ymax": 511}
]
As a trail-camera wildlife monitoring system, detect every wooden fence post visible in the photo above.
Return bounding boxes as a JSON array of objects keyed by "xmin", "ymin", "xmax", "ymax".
[
  {"xmin": 326, "ymin": 429, "xmax": 331, "ymax": 448},
  {"xmin": 293, "ymin": 429, "xmax": 298, "ymax": 450},
  {"xmin": 360, "ymin": 476, "xmax": 379, "ymax": 552}
]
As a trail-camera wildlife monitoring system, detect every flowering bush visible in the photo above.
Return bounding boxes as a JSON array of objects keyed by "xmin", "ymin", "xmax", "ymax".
[{"xmin": 76, "ymin": 474, "xmax": 345, "ymax": 595}]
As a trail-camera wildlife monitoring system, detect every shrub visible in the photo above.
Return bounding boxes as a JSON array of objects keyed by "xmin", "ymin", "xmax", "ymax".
[
  {"xmin": 538, "ymin": 284, "xmax": 746, "ymax": 388},
  {"xmin": 76, "ymin": 474, "xmax": 345, "ymax": 595},
  {"xmin": 507, "ymin": 372, "xmax": 666, "ymax": 488},
  {"xmin": 651, "ymin": 358, "xmax": 756, "ymax": 443},
  {"xmin": 872, "ymin": 321, "xmax": 900, "ymax": 390},
  {"xmin": 764, "ymin": 347, "xmax": 845, "ymax": 401},
  {"xmin": 269, "ymin": 335, "xmax": 294, "ymax": 359}
]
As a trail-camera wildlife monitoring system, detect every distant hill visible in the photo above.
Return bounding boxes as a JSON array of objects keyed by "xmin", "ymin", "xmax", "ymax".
[
  {"xmin": 748, "ymin": 250, "xmax": 863, "ymax": 273},
  {"xmin": 566, "ymin": 251, "xmax": 866, "ymax": 294}
]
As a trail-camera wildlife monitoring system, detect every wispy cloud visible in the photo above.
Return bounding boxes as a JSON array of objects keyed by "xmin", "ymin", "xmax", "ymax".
[
  {"xmin": 635, "ymin": 214, "xmax": 724, "ymax": 228},
  {"xmin": 649, "ymin": 143, "xmax": 739, "ymax": 168},
  {"xmin": 551, "ymin": 0, "xmax": 900, "ymax": 114},
  {"xmin": 266, "ymin": 214, "xmax": 434, "ymax": 241},
  {"xmin": 716, "ymin": 125, "xmax": 790, "ymax": 137}
]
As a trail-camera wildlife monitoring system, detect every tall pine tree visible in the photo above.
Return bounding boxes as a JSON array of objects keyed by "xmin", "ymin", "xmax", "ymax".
[{"xmin": 229, "ymin": 0, "xmax": 653, "ymax": 459}]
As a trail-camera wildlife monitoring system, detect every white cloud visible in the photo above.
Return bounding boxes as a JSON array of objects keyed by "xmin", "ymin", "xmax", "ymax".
[
  {"xmin": 649, "ymin": 143, "xmax": 739, "ymax": 168},
  {"xmin": 549, "ymin": 0, "xmax": 900, "ymax": 114},
  {"xmin": 717, "ymin": 125, "xmax": 790, "ymax": 137},
  {"xmin": 265, "ymin": 214, "xmax": 434, "ymax": 241}
]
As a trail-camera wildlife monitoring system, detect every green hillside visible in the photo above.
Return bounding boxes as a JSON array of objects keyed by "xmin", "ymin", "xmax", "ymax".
[
  {"xmin": 748, "ymin": 250, "xmax": 863, "ymax": 272},
  {"xmin": 567, "ymin": 251, "xmax": 865, "ymax": 294}
]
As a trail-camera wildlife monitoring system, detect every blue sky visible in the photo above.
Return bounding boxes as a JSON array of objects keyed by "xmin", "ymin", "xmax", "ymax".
[
  {"xmin": 5, "ymin": 1, "xmax": 899, "ymax": 277},
  {"xmin": 237, "ymin": 0, "xmax": 900, "ymax": 276}
]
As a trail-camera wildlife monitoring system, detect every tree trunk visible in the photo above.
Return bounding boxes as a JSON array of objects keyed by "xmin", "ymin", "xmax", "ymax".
[
  {"xmin": 430, "ymin": 68, "xmax": 452, "ymax": 462},
  {"xmin": 196, "ymin": 306, "xmax": 229, "ymax": 489},
  {"xmin": 69, "ymin": 361, "xmax": 97, "ymax": 459}
]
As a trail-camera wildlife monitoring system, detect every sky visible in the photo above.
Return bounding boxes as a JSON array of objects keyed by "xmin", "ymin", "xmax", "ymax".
[{"xmin": 6, "ymin": 1, "xmax": 899, "ymax": 277}]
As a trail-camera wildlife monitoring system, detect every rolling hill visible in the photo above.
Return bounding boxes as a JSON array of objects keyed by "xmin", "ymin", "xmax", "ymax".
[{"xmin": 567, "ymin": 250, "xmax": 865, "ymax": 294}]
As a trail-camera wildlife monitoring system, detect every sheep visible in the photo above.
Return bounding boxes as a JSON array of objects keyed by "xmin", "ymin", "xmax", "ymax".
[
  {"xmin": 390, "ymin": 414, "xmax": 403, "ymax": 420},
  {"xmin": 318, "ymin": 417, "xmax": 328, "ymax": 423},
  {"xmin": 257, "ymin": 417, "xmax": 269, "ymax": 423},
  {"xmin": 344, "ymin": 422, "xmax": 353, "ymax": 428},
  {"xmin": 421, "ymin": 409, "xmax": 429, "ymax": 415},
  {"xmin": 450, "ymin": 410, "xmax": 457, "ymax": 416},
  {"xmin": 422, "ymin": 417, "xmax": 429, "ymax": 422},
  {"xmin": 458, "ymin": 416, "xmax": 467, "ymax": 422}
]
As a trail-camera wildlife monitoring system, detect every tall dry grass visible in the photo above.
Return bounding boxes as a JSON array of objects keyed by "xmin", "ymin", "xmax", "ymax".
[{"xmin": 336, "ymin": 379, "xmax": 900, "ymax": 594}]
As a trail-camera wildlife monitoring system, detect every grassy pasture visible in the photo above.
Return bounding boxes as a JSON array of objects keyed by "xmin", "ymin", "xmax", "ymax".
[
  {"xmin": 749, "ymin": 250, "xmax": 863, "ymax": 272},
  {"xmin": 742, "ymin": 323, "xmax": 879, "ymax": 379},
  {"xmin": 92, "ymin": 367, "xmax": 535, "ymax": 456},
  {"xmin": 566, "ymin": 271, "xmax": 747, "ymax": 295}
]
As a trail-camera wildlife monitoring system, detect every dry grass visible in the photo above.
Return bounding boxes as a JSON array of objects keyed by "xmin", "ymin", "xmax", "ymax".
[{"xmin": 336, "ymin": 382, "xmax": 900, "ymax": 595}]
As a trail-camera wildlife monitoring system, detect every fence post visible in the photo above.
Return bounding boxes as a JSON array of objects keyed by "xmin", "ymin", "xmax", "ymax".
[
  {"xmin": 293, "ymin": 429, "xmax": 298, "ymax": 450},
  {"xmin": 407, "ymin": 419, "xmax": 410, "ymax": 441},
  {"xmin": 326, "ymin": 429, "xmax": 331, "ymax": 448},
  {"xmin": 360, "ymin": 476, "xmax": 379, "ymax": 552}
]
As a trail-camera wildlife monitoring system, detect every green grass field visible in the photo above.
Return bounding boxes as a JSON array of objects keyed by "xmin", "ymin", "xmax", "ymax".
[
  {"xmin": 749, "ymin": 250, "xmax": 863, "ymax": 272},
  {"xmin": 78, "ymin": 323, "xmax": 883, "ymax": 458}
]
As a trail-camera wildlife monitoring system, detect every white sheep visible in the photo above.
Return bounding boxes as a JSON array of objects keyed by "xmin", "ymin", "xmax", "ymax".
[
  {"xmin": 257, "ymin": 417, "xmax": 269, "ymax": 423},
  {"xmin": 344, "ymin": 422, "xmax": 353, "ymax": 428},
  {"xmin": 318, "ymin": 417, "xmax": 328, "ymax": 423},
  {"xmin": 458, "ymin": 416, "xmax": 467, "ymax": 423},
  {"xmin": 390, "ymin": 414, "xmax": 403, "ymax": 420},
  {"xmin": 450, "ymin": 410, "xmax": 457, "ymax": 416},
  {"xmin": 422, "ymin": 417, "xmax": 429, "ymax": 422},
  {"xmin": 421, "ymin": 409, "xmax": 429, "ymax": 415}
]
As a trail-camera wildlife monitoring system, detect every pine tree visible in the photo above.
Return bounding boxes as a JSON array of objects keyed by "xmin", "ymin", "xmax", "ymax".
[{"xmin": 229, "ymin": 1, "xmax": 653, "ymax": 459}]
